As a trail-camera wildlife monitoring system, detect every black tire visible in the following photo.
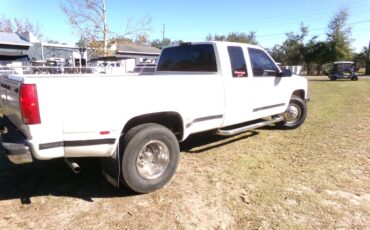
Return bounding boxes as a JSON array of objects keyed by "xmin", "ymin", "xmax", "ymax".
[
  {"xmin": 121, "ymin": 123, "xmax": 180, "ymax": 193},
  {"xmin": 330, "ymin": 76, "xmax": 337, "ymax": 81},
  {"xmin": 277, "ymin": 95, "xmax": 307, "ymax": 129},
  {"xmin": 351, "ymin": 76, "xmax": 358, "ymax": 81}
]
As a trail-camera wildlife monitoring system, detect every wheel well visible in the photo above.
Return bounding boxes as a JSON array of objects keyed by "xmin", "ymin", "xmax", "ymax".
[
  {"xmin": 292, "ymin": 90, "xmax": 305, "ymax": 100},
  {"xmin": 123, "ymin": 112, "xmax": 184, "ymax": 140}
]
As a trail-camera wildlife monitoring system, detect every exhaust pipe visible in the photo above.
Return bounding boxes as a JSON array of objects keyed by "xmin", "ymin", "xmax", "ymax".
[{"xmin": 64, "ymin": 158, "xmax": 81, "ymax": 174}]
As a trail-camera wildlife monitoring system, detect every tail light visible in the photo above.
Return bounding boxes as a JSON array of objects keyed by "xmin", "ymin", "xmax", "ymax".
[{"xmin": 19, "ymin": 84, "xmax": 41, "ymax": 125}]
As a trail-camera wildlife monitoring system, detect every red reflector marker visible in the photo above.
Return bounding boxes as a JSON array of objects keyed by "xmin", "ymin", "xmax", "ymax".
[
  {"xmin": 19, "ymin": 84, "xmax": 41, "ymax": 125},
  {"xmin": 100, "ymin": 131, "xmax": 110, "ymax": 135}
]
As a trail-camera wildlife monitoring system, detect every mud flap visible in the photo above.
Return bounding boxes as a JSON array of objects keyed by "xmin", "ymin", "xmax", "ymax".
[{"xmin": 101, "ymin": 149, "xmax": 121, "ymax": 188}]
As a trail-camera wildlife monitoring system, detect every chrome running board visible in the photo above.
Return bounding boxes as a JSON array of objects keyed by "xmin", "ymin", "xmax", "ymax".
[{"xmin": 216, "ymin": 116, "xmax": 284, "ymax": 136}]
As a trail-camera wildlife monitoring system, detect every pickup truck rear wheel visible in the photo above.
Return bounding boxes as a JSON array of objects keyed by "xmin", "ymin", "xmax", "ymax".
[
  {"xmin": 278, "ymin": 95, "xmax": 307, "ymax": 129},
  {"xmin": 121, "ymin": 124, "xmax": 180, "ymax": 193}
]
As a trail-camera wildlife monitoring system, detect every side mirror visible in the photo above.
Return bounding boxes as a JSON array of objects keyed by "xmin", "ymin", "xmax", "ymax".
[{"xmin": 277, "ymin": 69, "xmax": 292, "ymax": 77}]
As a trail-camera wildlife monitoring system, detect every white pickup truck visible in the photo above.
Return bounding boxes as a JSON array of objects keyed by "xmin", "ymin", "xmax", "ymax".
[{"xmin": 0, "ymin": 42, "xmax": 309, "ymax": 193}]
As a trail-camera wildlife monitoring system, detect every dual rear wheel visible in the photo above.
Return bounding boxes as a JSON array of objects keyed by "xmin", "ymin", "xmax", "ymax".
[{"xmin": 120, "ymin": 124, "xmax": 180, "ymax": 193}]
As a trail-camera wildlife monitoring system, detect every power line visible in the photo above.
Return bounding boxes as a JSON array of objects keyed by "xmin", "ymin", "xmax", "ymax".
[
  {"xmin": 165, "ymin": 6, "xmax": 370, "ymax": 34},
  {"xmin": 160, "ymin": 0, "xmax": 368, "ymax": 30},
  {"xmin": 256, "ymin": 19, "xmax": 370, "ymax": 40},
  {"xmin": 168, "ymin": 18, "xmax": 370, "ymax": 42}
]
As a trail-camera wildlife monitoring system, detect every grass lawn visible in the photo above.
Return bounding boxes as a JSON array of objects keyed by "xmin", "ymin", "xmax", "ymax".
[
  {"xmin": 0, "ymin": 76, "xmax": 369, "ymax": 229},
  {"xmin": 224, "ymin": 77, "xmax": 370, "ymax": 228}
]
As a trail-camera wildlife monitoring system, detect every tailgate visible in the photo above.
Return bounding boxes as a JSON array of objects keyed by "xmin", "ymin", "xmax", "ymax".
[{"xmin": 0, "ymin": 74, "xmax": 24, "ymax": 129}]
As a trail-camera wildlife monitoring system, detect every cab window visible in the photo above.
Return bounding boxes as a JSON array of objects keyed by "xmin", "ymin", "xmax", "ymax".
[
  {"xmin": 228, "ymin": 46, "xmax": 247, "ymax": 77},
  {"xmin": 157, "ymin": 44, "xmax": 217, "ymax": 72},
  {"xmin": 248, "ymin": 48, "xmax": 279, "ymax": 77}
]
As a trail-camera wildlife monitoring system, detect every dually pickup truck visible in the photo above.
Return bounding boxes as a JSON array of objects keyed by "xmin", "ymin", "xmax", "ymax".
[{"xmin": 0, "ymin": 42, "xmax": 309, "ymax": 193}]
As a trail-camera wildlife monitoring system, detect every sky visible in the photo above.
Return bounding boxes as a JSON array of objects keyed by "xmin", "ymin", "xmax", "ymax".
[{"xmin": 1, "ymin": 0, "xmax": 369, "ymax": 52}]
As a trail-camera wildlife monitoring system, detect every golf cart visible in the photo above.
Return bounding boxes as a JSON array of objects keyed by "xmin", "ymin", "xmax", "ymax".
[{"xmin": 327, "ymin": 61, "xmax": 358, "ymax": 81}]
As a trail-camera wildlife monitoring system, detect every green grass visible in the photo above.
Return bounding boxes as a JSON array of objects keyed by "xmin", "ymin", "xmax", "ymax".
[{"xmin": 219, "ymin": 77, "xmax": 370, "ymax": 229}]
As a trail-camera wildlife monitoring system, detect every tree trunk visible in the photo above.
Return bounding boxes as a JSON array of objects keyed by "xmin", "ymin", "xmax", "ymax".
[
  {"xmin": 102, "ymin": 0, "xmax": 108, "ymax": 55},
  {"xmin": 316, "ymin": 64, "xmax": 322, "ymax": 75},
  {"xmin": 305, "ymin": 64, "xmax": 311, "ymax": 76},
  {"xmin": 366, "ymin": 41, "xmax": 370, "ymax": 75},
  {"xmin": 366, "ymin": 61, "xmax": 370, "ymax": 75}
]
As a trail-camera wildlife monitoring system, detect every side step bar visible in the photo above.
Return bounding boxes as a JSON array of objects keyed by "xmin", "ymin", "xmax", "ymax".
[{"xmin": 216, "ymin": 116, "xmax": 284, "ymax": 136}]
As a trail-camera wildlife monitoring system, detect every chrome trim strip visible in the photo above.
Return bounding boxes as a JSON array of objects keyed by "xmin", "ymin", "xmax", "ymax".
[
  {"xmin": 186, "ymin": 115, "xmax": 223, "ymax": 128},
  {"xmin": 253, "ymin": 103, "xmax": 286, "ymax": 112}
]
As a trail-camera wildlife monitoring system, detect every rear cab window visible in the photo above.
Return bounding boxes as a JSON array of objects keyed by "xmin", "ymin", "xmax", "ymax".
[
  {"xmin": 248, "ymin": 48, "xmax": 279, "ymax": 77},
  {"xmin": 228, "ymin": 46, "xmax": 247, "ymax": 77},
  {"xmin": 157, "ymin": 44, "xmax": 217, "ymax": 72}
]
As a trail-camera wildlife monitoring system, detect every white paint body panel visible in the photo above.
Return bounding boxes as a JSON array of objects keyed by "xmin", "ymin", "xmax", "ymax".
[{"xmin": 0, "ymin": 42, "xmax": 308, "ymax": 160}]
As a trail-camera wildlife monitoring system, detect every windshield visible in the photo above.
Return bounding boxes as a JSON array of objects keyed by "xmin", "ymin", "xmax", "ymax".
[{"xmin": 99, "ymin": 63, "xmax": 109, "ymax": 67}]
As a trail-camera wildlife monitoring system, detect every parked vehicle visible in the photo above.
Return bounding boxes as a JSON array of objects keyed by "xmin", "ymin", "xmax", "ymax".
[
  {"xmin": 0, "ymin": 42, "xmax": 309, "ymax": 193},
  {"xmin": 0, "ymin": 66, "xmax": 11, "ymax": 75},
  {"xmin": 327, "ymin": 61, "xmax": 358, "ymax": 81},
  {"xmin": 132, "ymin": 63, "xmax": 157, "ymax": 74},
  {"xmin": 93, "ymin": 61, "xmax": 126, "ymax": 74}
]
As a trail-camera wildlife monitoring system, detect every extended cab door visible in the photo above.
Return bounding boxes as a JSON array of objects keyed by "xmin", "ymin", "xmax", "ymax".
[
  {"xmin": 222, "ymin": 45, "xmax": 289, "ymax": 127},
  {"xmin": 247, "ymin": 47, "xmax": 288, "ymax": 119},
  {"xmin": 222, "ymin": 45, "xmax": 255, "ymax": 126}
]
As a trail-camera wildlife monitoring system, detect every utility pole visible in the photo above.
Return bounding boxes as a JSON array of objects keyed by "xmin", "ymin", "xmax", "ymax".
[
  {"xmin": 366, "ymin": 40, "xmax": 370, "ymax": 75},
  {"xmin": 102, "ymin": 0, "xmax": 108, "ymax": 56},
  {"xmin": 162, "ymin": 24, "xmax": 165, "ymax": 47}
]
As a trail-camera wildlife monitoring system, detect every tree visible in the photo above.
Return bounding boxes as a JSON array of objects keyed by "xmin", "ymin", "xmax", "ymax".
[
  {"xmin": 268, "ymin": 45, "xmax": 286, "ymax": 64},
  {"xmin": 61, "ymin": 1, "xmax": 152, "ymax": 56},
  {"xmin": 281, "ymin": 23, "xmax": 308, "ymax": 65},
  {"xmin": 0, "ymin": 15, "xmax": 43, "ymax": 39},
  {"xmin": 61, "ymin": 0, "xmax": 109, "ymax": 55},
  {"xmin": 150, "ymin": 39, "xmax": 162, "ymax": 49},
  {"xmin": 326, "ymin": 8, "xmax": 353, "ymax": 61},
  {"xmin": 354, "ymin": 46, "xmax": 370, "ymax": 74},
  {"xmin": 123, "ymin": 16, "xmax": 152, "ymax": 41},
  {"xmin": 150, "ymin": 38, "xmax": 173, "ymax": 49},
  {"xmin": 206, "ymin": 33, "xmax": 226, "ymax": 42},
  {"xmin": 206, "ymin": 31, "xmax": 259, "ymax": 45},
  {"xmin": 306, "ymin": 40, "xmax": 331, "ymax": 75},
  {"xmin": 0, "ymin": 15, "xmax": 13, "ymax": 32}
]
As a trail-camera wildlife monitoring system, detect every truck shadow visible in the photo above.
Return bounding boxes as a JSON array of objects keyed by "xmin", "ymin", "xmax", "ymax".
[
  {"xmin": 0, "ymin": 130, "xmax": 259, "ymax": 203},
  {"xmin": 0, "ymin": 156, "xmax": 136, "ymax": 203},
  {"xmin": 180, "ymin": 130, "xmax": 259, "ymax": 154}
]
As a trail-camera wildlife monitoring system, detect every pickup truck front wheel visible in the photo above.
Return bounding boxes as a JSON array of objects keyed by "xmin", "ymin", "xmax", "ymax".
[
  {"xmin": 278, "ymin": 95, "xmax": 307, "ymax": 129},
  {"xmin": 121, "ymin": 124, "xmax": 180, "ymax": 193}
]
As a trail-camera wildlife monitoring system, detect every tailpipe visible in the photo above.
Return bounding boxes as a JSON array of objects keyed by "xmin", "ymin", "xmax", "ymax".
[{"xmin": 64, "ymin": 158, "xmax": 81, "ymax": 174}]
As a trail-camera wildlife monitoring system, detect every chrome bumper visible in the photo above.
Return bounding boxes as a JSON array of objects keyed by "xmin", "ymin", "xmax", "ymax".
[
  {"xmin": 305, "ymin": 97, "xmax": 310, "ymax": 102},
  {"xmin": 0, "ymin": 117, "xmax": 33, "ymax": 164},
  {"xmin": 2, "ymin": 142, "xmax": 33, "ymax": 164}
]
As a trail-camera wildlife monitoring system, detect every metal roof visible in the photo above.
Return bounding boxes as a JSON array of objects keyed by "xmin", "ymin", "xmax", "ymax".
[
  {"xmin": 116, "ymin": 44, "xmax": 161, "ymax": 55},
  {"xmin": 0, "ymin": 32, "xmax": 32, "ymax": 47},
  {"xmin": 334, "ymin": 61, "xmax": 354, "ymax": 64}
]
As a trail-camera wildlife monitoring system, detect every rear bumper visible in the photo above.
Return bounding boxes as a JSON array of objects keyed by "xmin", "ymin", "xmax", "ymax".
[
  {"xmin": 1, "ymin": 142, "xmax": 33, "ymax": 164},
  {"xmin": 305, "ymin": 97, "xmax": 310, "ymax": 102},
  {"xmin": 0, "ymin": 117, "xmax": 33, "ymax": 164}
]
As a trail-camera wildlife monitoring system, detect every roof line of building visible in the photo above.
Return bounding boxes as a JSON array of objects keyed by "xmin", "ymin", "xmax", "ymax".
[
  {"xmin": 0, "ymin": 41, "xmax": 31, "ymax": 47},
  {"xmin": 116, "ymin": 51, "xmax": 160, "ymax": 55}
]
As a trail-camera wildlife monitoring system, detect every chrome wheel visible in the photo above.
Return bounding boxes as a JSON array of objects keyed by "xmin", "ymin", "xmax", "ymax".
[
  {"xmin": 277, "ymin": 96, "xmax": 307, "ymax": 130},
  {"xmin": 283, "ymin": 104, "xmax": 301, "ymax": 124},
  {"xmin": 136, "ymin": 140, "xmax": 170, "ymax": 180}
]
